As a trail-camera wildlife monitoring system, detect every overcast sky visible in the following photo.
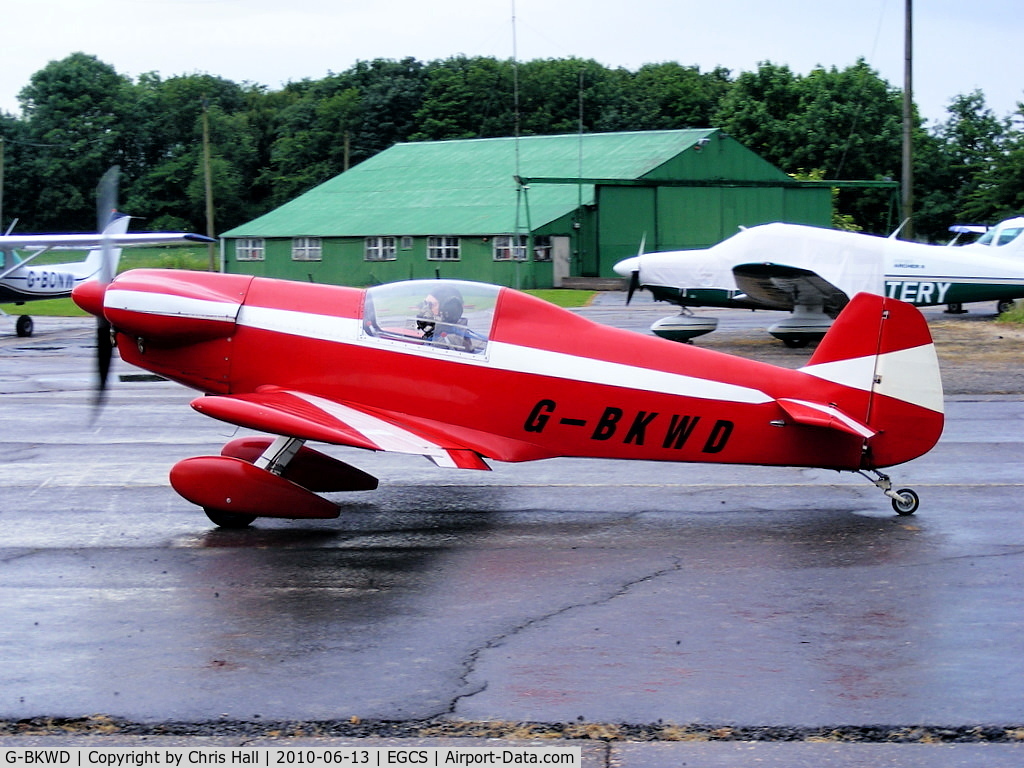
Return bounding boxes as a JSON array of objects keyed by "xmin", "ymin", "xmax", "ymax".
[{"xmin": 4, "ymin": 0, "xmax": 1021, "ymax": 125}]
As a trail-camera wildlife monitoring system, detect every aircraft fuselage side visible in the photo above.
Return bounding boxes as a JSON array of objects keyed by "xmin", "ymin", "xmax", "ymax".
[
  {"xmin": 102, "ymin": 271, "xmax": 940, "ymax": 473},
  {"xmin": 626, "ymin": 221, "xmax": 1024, "ymax": 311},
  {"xmin": 0, "ymin": 268, "xmax": 89, "ymax": 302}
]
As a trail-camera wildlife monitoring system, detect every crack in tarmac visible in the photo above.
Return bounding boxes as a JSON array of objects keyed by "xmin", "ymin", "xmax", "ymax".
[{"xmin": 441, "ymin": 557, "xmax": 686, "ymax": 719}]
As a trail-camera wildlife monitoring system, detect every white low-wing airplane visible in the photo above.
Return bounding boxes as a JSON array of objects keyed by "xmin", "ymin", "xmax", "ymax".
[
  {"xmin": 614, "ymin": 217, "xmax": 1024, "ymax": 346},
  {"xmin": 0, "ymin": 212, "xmax": 213, "ymax": 337}
]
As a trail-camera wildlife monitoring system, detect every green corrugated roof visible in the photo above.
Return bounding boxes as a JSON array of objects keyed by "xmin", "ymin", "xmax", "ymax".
[{"xmin": 222, "ymin": 129, "xmax": 723, "ymax": 238}]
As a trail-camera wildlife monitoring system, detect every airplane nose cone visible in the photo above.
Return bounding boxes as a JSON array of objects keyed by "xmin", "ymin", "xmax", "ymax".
[
  {"xmin": 72, "ymin": 280, "xmax": 106, "ymax": 318},
  {"xmin": 613, "ymin": 255, "xmax": 640, "ymax": 277}
]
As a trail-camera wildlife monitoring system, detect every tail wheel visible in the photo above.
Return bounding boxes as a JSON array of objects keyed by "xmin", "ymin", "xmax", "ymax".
[
  {"xmin": 204, "ymin": 507, "xmax": 257, "ymax": 529},
  {"xmin": 16, "ymin": 315, "xmax": 33, "ymax": 337},
  {"xmin": 891, "ymin": 488, "xmax": 920, "ymax": 516}
]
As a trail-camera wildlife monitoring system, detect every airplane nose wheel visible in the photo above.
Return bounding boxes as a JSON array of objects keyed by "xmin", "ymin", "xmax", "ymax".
[{"xmin": 859, "ymin": 470, "xmax": 920, "ymax": 515}]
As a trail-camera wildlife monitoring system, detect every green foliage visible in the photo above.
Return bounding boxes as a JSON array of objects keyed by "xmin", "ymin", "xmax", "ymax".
[
  {"xmin": 916, "ymin": 90, "xmax": 1011, "ymax": 235},
  {"xmin": 16, "ymin": 53, "xmax": 134, "ymax": 231},
  {"xmin": 1, "ymin": 53, "xmax": 1021, "ymax": 244},
  {"xmin": 715, "ymin": 60, "xmax": 906, "ymax": 233}
]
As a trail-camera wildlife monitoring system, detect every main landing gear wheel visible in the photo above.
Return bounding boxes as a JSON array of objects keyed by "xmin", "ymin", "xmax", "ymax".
[
  {"xmin": 781, "ymin": 336, "xmax": 811, "ymax": 349},
  {"xmin": 16, "ymin": 315, "xmax": 33, "ymax": 337},
  {"xmin": 204, "ymin": 507, "xmax": 257, "ymax": 529},
  {"xmin": 891, "ymin": 488, "xmax": 920, "ymax": 516}
]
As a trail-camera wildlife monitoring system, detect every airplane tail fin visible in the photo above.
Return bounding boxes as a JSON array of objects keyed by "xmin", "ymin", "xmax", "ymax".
[
  {"xmin": 799, "ymin": 292, "xmax": 944, "ymax": 468},
  {"xmin": 80, "ymin": 212, "xmax": 130, "ymax": 278}
]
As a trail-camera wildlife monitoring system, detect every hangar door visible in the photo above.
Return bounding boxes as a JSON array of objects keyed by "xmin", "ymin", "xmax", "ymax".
[{"xmin": 595, "ymin": 186, "xmax": 656, "ymax": 278}]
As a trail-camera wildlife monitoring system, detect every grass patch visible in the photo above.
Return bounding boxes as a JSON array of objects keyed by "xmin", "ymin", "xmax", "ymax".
[
  {"xmin": 996, "ymin": 302, "xmax": 1024, "ymax": 325},
  {"xmin": 117, "ymin": 246, "xmax": 213, "ymax": 272},
  {"xmin": 11, "ymin": 297, "xmax": 86, "ymax": 317},
  {"xmin": 523, "ymin": 289, "xmax": 596, "ymax": 308},
  {"xmin": 24, "ymin": 244, "xmax": 212, "ymax": 270}
]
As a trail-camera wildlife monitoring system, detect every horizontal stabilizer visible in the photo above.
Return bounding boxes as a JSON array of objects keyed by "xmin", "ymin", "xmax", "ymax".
[{"xmin": 776, "ymin": 398, "xmax": 876, "ymax": 439}]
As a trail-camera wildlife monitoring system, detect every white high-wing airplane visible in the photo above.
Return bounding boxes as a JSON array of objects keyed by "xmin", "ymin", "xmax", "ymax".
[
  {"xmin": 0, "ymin": 212, "xmax": 213, "ymax": 337},
  {"xmin": 613, "ymin": 217, "xmax": 1024, "ymax": 346}
]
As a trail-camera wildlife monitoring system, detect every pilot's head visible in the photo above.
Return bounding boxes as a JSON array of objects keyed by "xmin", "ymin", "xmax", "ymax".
[
  {"xmin": 438, "ymin": 295, "xmax": 463, "ymax": 323},
  {"xmin": 423, "ymin": 285, "xmax": 464, "ymax": 323}
]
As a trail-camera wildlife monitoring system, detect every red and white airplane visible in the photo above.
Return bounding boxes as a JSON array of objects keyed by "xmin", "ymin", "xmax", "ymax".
[{"xmin": 73, "ymin": 271, "xmax": 944, "ymax": 527}]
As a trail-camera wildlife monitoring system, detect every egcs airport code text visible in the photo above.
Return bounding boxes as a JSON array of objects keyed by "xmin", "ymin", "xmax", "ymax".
[{"xmin": 2, "ymin": 748, "xmax": 580, "ymax": 767}]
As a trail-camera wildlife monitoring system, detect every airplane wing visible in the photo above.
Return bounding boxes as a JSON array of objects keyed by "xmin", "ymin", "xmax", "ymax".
[
  {"xmin": 732, "ymin": 262, "xmax": 850, "ymax": 315},
  {"xmin": 0, "ymin": 232, "xmax": 213, "ymax": 251},
  {"xmin": 190, "ymin": 388, "xmax": 492, "ymax": 470}
]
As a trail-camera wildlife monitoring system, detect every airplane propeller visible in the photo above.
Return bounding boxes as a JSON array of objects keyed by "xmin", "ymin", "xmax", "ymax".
[
  {"xmin": 93, "ymin": 166, "xmax": 120, "ymax": 411},
  {"xmin": 626, "ymin": 233, "xmax": 645, "ymax": 305},
  {"xmin": 626, "ymin": 269, "xmax": 640, "ymax": 305}
]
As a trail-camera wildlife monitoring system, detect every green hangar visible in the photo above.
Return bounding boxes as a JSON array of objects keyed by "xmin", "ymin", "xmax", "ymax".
[{"xmin": 220, "ymin": 129, "xmax": 834, "ymax": 289}]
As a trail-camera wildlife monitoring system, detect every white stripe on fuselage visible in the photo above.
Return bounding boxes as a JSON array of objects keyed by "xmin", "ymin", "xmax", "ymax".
[
  {"xmin": 123, "ymin": 298, "xmax": 936, "ymax": 411},
  {"xmin": 106, "ymin": 288, "xmax": 242, "ymax": 322},
  {"xmin": 236, "ymin": 304, "xmax": 773, "ymax": 405}
]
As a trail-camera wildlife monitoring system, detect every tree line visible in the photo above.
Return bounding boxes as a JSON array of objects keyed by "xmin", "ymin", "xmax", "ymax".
[{"xmin": 0, "ymin": 51, "xmax": 1020, "ymax": 241}]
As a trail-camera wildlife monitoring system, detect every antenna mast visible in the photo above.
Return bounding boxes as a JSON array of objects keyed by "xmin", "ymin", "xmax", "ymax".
[{"xmin": 901, "ymin": 0, "xmax": 914, "ymax": 239}]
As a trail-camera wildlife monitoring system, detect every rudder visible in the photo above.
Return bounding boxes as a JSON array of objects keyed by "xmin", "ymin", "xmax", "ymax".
[{"xmin": 800, "ymin": 292, "xmax": 943, "ymax": 468}]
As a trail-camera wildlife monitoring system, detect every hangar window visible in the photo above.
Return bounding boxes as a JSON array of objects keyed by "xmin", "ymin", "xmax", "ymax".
[
  {"xmin": 292, "ymin": 237, "xmax": 322, "ymax": 261},
  {"xmin": 236, "ymin": 238, "xmax": 265, "ymax": 261},
  {"xmin": 428, "ymin": 236, "xmax": 461, "ymax": 261},
  {"xmin": 365, "ymin": 236, "xmax": 397, "ymax": 261},
  {"xmin": 532, "ymin": 235, "xmax": 552, "ymax": 262},
  {"xmin": 493, "ymin": 235, "xmax": 528, "ymax": 261},
  {"xmin": 361, "ymin": 279, "xmax": 499, "ymax": 356}
]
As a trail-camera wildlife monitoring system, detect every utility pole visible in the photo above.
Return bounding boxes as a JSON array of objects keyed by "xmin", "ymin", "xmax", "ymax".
[
  {"xmin": 901, "ymin": 0, "xmax": 914, "ymax": 239},
  {"xmin": 0, "ymin": 137, "xmax": 5, "ymax": 231},
  {"xmin": 202, "ymin": 96, "xmax": 217, "ymax": 271}
]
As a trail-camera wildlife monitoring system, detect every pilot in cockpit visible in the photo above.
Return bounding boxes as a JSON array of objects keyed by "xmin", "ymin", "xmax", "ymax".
[{"xmin": 417, "ymin": 284, "xmax": 474, "ymax": 351}]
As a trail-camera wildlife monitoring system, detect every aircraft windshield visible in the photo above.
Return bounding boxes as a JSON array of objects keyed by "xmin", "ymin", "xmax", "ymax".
[
  {"xmin": 362, "ymin": 280, "xmax": 500, "ymax": 355},
  {"xmin": 976, "ymin": 222, "xmax": 1024, "ymax": 247}
]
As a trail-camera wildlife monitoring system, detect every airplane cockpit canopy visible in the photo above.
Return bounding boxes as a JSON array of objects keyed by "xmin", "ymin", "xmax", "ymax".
[
  {"xmin": 975, "ymin": 217, "xmax": 1024, "ymax": 248},
  {"xmin": 361, "ymin": 279, "xmax": 500, "ymax": 355}
]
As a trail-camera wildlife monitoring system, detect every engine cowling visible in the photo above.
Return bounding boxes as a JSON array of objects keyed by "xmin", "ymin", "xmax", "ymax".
[{"xmin": 99, "ymin": 269, "xmax": 254, "ymax": 346}]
